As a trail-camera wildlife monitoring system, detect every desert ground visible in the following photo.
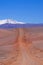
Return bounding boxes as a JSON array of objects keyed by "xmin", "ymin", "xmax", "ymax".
[{"xmin": 0, "ymin": 27, "xmax": 43, "ymax": 65}]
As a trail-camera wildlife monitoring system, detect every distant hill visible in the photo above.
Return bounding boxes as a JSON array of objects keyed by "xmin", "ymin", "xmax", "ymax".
[{"xmin": 0, "ymin": 23, "xmax": 43, "ymax": 28}]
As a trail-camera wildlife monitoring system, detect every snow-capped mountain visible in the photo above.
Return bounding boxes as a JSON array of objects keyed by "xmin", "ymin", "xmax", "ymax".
[
  {"xmin": 0, "ymin": 19, "xmax": 25, "ymax": 25},
  {"xmin": 0, "ymin": 19, "xmax": 27, "ymax": 28}
]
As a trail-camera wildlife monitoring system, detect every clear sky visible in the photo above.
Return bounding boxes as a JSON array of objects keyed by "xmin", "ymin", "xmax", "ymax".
[{"xmin": 0, "ymin": 0, "xmax": 43, "ymax": 23}]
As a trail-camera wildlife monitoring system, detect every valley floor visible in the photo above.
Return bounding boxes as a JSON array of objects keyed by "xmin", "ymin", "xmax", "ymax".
[{"xmin": 0, "ymin": 28, "xmax": 43, "ymax": 65}]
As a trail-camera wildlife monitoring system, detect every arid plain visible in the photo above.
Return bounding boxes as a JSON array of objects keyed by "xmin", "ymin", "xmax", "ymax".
[{"xmin": 0, "ymin": 27, "xmax": 43, "ymax": 65}]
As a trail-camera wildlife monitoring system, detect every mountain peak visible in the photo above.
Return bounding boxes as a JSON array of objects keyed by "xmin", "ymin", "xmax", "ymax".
[{"xmin": 0, "ymin": 19, "xmax": 25, "ymax": 25}]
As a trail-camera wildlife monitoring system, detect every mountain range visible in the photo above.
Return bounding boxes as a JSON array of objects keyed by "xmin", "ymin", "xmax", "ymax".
[{"xmin": 0, "ymin": 19, "xmax": 43, "ymax": 28}]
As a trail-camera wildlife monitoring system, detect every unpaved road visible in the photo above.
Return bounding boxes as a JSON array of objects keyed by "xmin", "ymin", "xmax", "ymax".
[{"xmin": 18, "ymin": 28, "xmax": 43, "ymax": 65}]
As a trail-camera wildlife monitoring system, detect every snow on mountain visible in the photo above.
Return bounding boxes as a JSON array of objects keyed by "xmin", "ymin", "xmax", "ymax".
[{"xmin": 0, "ymin": 19, "xmax": 25, "ymax": 25}]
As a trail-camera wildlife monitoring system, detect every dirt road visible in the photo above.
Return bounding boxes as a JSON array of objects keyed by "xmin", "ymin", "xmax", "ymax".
[{"xmin": 17, "ymin": 28, "xmax": 43, "ymax": 65}]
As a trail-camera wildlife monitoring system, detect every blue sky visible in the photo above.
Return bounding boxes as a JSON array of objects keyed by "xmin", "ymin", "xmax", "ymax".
[{"xmin": 0, "ymin": 0, "xmax": 43, "ymax": 23}]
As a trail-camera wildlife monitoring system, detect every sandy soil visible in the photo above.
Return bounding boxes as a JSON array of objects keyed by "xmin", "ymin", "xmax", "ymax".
[{"xmin": 0, "ymin": 28, "xmax": 43, "ymax": 65}]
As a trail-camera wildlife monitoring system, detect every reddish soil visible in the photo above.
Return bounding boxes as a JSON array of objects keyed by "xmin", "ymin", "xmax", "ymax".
[{"xmin": 0, "ymin": 28, "xmax": 43, "ymax": 65}]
